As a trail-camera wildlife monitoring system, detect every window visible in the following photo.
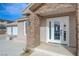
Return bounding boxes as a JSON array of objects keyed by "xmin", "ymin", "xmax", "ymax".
[
  {"xmin": 7, "ymin": 27, "xmax": 18, "ymax": 35},
  {"xmin": 54, "ymin": 21, "xmax": 60, "ymax": 40},
  {"xmin": 49, "ymin": 21, "xmax": 51, "ymax": 39},
  {"xmin": 0, "ymin": 25, "xmax": 6, "ymax": 29},
  {"xmin": 13, "ymin": 27, "xmax": 18, "ymax": 35},
  {"xmin": 24, "ymin": 21, "xmax": 30, "ymax": 35},
  {"xmin": 7, "ymin": 27, "xmax": 12, "ymax": 35},
  {"xmin": 63, "ymin": 24, "xmax": 66, "ymax": 41},
  {"xmin": 24, "ymin": 21, "xmax": 26, "ymax": 36},
  {"xmin": 64, "ymin": 31, "xmax": 66, "ymax": 41}
]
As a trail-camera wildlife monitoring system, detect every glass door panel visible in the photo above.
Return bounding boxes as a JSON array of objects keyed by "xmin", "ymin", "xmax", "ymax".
[
  {"xmin": 54, "ymin": 21, "xmax": 60, "ymax": 40},
  {"xmin": 47, "ymin": 16, "xmax": 69, "ymax": 45}
]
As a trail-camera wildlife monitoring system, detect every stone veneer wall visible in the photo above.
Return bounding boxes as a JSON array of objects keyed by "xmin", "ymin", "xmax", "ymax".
[
  {"xmin": 78, "ymin": 5, "xmax": 79, "ymax": 41},
  {"xmin": 69, "ymin": 13, "xmax": 77, "ymax": 48},
  {"xmin": 35, "ymin": 3, "xmax": 76, "ymax": 16},
  {"xmin": 78, "ymin": 4, "xmax": 79, "ymax": 55},
  {"xmin": 40, "ymin": 17, "xmax": 46, "ymax": 42},
  {"xmin": 27, "ymin": 12, "xmax": 40, "ymax": 48},
  {"xmin": 36, "ymin": 3, "xmax": 75, "ymax": 11},
  {"xmin": 34, "ymin": 14, "xmax": 40, "ymax": 47}
]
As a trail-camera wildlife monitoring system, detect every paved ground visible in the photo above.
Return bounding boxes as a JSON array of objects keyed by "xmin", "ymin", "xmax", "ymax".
[
  {"xmin": 0, "ymin": 35, "xmax": 26, "ymax": 56},
  {"xmin": 31, "ymin": 42, "xmax": 75, "ymax": 56},
  {"xmin": 0, "ymin": 39, "xmax": 75, "ymax": 56},
  {"xmin": 0, "ymin": 35, "xmax": 77, "ymax": 56}
]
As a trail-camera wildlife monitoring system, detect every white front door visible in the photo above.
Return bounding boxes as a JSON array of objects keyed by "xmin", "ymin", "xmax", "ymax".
[{"xmin": 47, "ymin": 16, "xmax": 69, "ymax": 45}]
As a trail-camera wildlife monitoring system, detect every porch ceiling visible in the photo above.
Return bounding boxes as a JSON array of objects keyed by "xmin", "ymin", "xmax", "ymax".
[{"xmin": 35, "ymin": 7, "xmax": 76, "ymax": 17}]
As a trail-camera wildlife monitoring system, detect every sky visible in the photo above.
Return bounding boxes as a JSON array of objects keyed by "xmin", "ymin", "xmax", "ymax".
[{"xmin": 0, "ymin": 3, "xmax": 28, "ymax": 21}]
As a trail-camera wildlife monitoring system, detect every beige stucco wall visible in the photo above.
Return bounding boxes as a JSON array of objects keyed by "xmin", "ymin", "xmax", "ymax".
[
  {"xmin": 6, "ymin": 21, "xmax": 27, "ymax": 44},
  {"xmin": 40, "ymin": 18, "xmax": 46, "ymax": 42}
]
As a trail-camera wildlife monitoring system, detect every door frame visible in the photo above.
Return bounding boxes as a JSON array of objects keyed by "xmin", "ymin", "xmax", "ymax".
[{"xmin": 46, "ymin": 16, "xmax": 69, "ymax": 46}]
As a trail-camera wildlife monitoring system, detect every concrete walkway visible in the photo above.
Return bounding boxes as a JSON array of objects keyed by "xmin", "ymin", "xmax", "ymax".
[
  {"xmin": 0, "ymin": 35, "xmax": 26, "ymax": 56},
  {"xmin": 31, "ymin": 42, "xmax": 75, "ymax": 56},
  {"xmin": 0, "ymin": 35, "xmax": 76, "ymax": 56}
]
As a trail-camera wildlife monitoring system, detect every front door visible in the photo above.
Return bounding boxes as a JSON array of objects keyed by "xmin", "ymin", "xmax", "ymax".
[{"xmin": 47, "ymin": 16, "xmax": 69, "ymax": 45}]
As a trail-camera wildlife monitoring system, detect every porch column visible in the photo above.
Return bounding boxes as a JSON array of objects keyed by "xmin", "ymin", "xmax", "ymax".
[{"xmin": 27, "ymin": 12, "xmax": 40, "ymax": 49}]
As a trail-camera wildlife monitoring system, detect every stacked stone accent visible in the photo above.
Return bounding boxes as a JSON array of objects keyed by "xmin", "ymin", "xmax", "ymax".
[
  {"xmin": 69, "ymin": 13, "xmax": 77, "ymax": 48},
  {"xmin": 27, "ymin": 12, "xmax": 40, "ymax": 48},
  {"xmin": 78, "ymin": 5, "xmax": 79, "ymax": 40},
  {"xmin": 36, "ymin": 3, "xmax": 75, "ymax": 11}
]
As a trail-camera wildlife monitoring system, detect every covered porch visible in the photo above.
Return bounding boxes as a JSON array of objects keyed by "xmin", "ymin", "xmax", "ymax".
[{"xmin": 23, "ymin": 3, "xmax": 78, "ymax": 56}]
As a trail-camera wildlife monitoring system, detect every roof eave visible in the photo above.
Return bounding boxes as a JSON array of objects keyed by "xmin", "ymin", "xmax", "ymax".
[{"xmin": 23, "ymin": 3, "xmax": 42, "ymax": 14}]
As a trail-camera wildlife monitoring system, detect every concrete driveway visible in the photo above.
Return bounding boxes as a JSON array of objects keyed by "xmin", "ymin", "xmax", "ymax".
[{"xmin": 0, "ymin": 35, "xmax": 26, "ymax": 56}]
